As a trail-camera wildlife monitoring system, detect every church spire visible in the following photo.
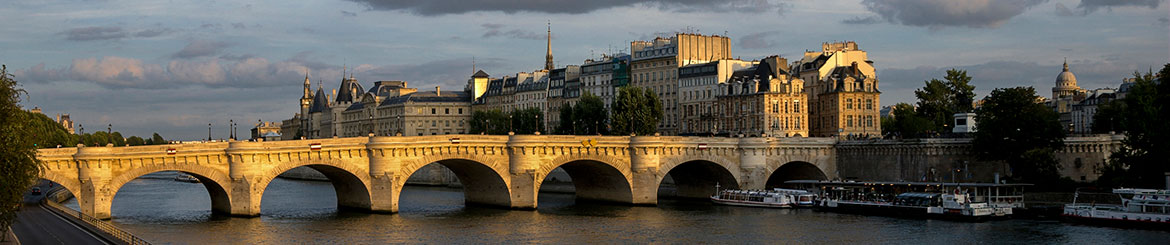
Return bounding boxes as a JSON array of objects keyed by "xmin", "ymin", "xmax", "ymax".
[
  {"xmin": 545, "ymin": 21, "xmax": 554, "ymax": 71},
  {"xmin": 302, "ymin": 69, "xmax": 312, "ymax": 99}
]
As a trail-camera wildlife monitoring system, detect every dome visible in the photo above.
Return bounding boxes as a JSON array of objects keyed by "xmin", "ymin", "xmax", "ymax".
[{"xmin": 1055, "ymin": 61, "xmax": 1078, "ymax": 88}]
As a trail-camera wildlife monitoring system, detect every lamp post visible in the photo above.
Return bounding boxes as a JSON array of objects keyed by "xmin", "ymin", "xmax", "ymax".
[
  {"xmin": 79, "ymin": 124, "xmax": 83, "ymax": 134},
  {"xmin": 396, "ymin": 115, "xmax": 402, "ymax": 135},
  {"xmin": 369, "ymin": 111, "xmax": 374, "ymax": 135},
  {"xmin": 508, "ymin": 115, "xmax": 513, "ymax": 133},
  {"xmin": 208, "ymin": 123, "xmax": 212, "ymax": 141},
  {"xmin": 229, "ymin": 119, "xmax": 234, "ymax": 140},
  {"xmin": 107, "ymin": 124, "xmax": 111, "ymax": 135}
]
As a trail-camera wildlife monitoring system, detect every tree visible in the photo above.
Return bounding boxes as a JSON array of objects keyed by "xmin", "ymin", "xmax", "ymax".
[
  {"xmin": 914, "ymin": 69, "xmax": 976, "ymax": 134},
  {"xmin": 972, "ymin": 87, "xmax": 1065, "ymax": 184},
  {"xmin": 573, "ymin": 92, "xmax": 607, "ymax": 135},
  {"xmin": 884, "ymin": 103, "xmax": 933, "ymax": 138},
  {"xmin": 1091, "ymin": 99, "xmax": 1125, "ymax": 134},
  {"xmin": 1098, "ymin": 65, "xmax": 1170, "ymax": 188},
  {"xmin": 21, "ymin": 111, "xmax": 75, "ymax": 148},
  {"xmin": 110, "ymin": 132, "xmax": 125, "ymax": 146},
  {"xmin": 470, "ymin": 109, "xmax": 509, "ymax": 135},
  {"xmin": 150, "ymin": 132, "xmax": 167, "ymax": 145},
  {"xmin": 556, "ymin": 105, "xmax": 574, "ymax": 135},
  {"xmin": 612, "ymin": 86, "xmax": 662, "ymax": 136},
  {"xmin": 509, "ymin": 107, "xmax": 544, "ymax": 134},
  {"xmin": 1, "ymin": 65, "xmax": 42, "ymax": 238},
  {"xmin": 91, "ymin": 131, "xmax": 109, "ymax": 146},
  {"xmin": 126, "ymin": 136, "xmax": 146, "ymax": 146}
]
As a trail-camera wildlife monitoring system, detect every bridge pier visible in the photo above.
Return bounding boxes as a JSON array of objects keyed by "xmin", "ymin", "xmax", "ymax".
[
  {"xmin": 508, "ymin": 135, "xmax": 541, "ymax": 210},
  {"xmin": 738, "ymin": 138, "xmax": 768, "ymax": 190},
  {"xmin": 76, "ymin": 147, "xmax": 115, "ymax": 220},
  {"xmin": 367, "ymin": 140, "xmax": 400, "ymax": 213},
  {"xmin": 630, "ymin": 136, "xmax": 663, "ymax": 205}
]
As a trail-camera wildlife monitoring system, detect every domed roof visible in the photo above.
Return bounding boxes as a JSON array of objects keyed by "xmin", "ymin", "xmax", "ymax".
[{"xmin": 1055, "ymin": 61, "xmax": 1077, "ymax": 88}]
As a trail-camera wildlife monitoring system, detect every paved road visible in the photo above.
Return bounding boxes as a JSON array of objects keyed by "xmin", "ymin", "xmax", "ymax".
[{"xmin": 10, "ymin": 185, "xmax": 112, "ymax": 245}]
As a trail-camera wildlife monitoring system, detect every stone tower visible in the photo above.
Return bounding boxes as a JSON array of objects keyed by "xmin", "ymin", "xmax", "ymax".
[
  {"xmin": 300, "ymin": 71, "xmax": 312, "ymax": 116},
  {"xmin": 545, "ymin": 22, "xmax": 554, "ymax": 71}
]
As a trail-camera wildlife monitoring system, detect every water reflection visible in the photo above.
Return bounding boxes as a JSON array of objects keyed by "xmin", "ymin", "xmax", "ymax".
[{"xmin": 61, "ymin": 176, "xmax": 1170, "ymax": 244}]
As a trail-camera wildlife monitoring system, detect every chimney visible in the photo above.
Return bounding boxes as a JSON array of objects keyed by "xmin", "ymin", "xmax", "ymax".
[
  {"xmin": 851, "ymin": 62, "xmax": 860, "ymax": 77},
  {"xmin": 436, "ymin": 86, "xmax": 441, "ymax": 96}
]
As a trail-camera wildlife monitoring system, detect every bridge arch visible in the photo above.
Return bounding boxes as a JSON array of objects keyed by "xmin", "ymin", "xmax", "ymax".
[
  {"xmin": 255, "ymin": 159, "xmax": 373, "ymax": 213},
  {"xmin": 39, "ymin": 171, "xmax": 81, "ymax": 201},
  {"xmin": 399, "ymin": 157, "xmax": 511, "ymax": 208},
  {"xmin": 536, "ymin": 157, "xmax": 633, "ymax": 204},
  {"xmin": 765, "ymin": 161, "xmax": 829, "ymax": 189},
  {"xmin": 657, "ymin": 158, "xmax": 741, "ymax": 199},
  {"xmin": 106, "ymin": 164, "xmax": 233, "ymax": 216}
]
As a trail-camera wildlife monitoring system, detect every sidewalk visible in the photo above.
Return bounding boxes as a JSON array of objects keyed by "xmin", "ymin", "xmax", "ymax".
[{"xmin": 1, "ymin": 226, "xmax": 19, "ymax": 245}]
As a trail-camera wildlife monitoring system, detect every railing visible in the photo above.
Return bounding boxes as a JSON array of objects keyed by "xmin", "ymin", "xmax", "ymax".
[{"xmin": 42, "ymin": 188, "xmax": 151, "ymax": 245}]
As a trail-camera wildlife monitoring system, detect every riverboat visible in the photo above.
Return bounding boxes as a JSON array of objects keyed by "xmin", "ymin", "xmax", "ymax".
[
  {"xmin": 1063, "ymin": 188, "xmax": 1170, "ymax": 228},
  {"xmin": 785, "ymin": 180, "xmax": 1026, "ymax": 220},
  {"xmin": 174, "ymin": 174, "xmax": 200, "ymax": 183},
  {"xmin": 711, "ymin": 188, "xmax": 795, "ymax": 208}
]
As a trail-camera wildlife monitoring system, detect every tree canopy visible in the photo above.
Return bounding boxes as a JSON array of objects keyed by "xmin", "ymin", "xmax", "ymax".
[
  {"xmin": 913, "ymin": 69, "xmax": 976, "ymax": 134},
  {"xmin": 1097, "ymin": 64, "xmax": 1170, "ymax": 188},
  {"xmin": 972, "ymin": 86, "xmax": 1065, "ymax": 184},
  {"xmin": 572, "ymin": 92, "xmax": 608, "ymax": 135},
  {"xmin": 510, "ymin": 107, "xmax": 544, "ymax": 134},
  {"xmin": 470, "ymin": 109, "xmax": 510, "ymax": 135},
  {"xmin": 612, "ymin": 86, "xmax": 662, "ymax": 136},
  {"xmin": 1, "ymin": 65, "xmax": 42, "ymax": 236}
]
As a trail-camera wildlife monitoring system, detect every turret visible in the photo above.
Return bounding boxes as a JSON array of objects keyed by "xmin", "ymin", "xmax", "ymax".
[{"xmin": 300, "ymin": 71, "xmax": 313, "ymax": 116}]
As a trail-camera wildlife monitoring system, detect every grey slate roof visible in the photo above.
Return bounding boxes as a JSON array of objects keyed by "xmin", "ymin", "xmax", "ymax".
[
  {"xmin": 380, "ymin": 91, "xmax": 471, "ymax": 106},
  {"xmin": 308, "ymin": 88, "xmax": 330, "ymax": 113}
]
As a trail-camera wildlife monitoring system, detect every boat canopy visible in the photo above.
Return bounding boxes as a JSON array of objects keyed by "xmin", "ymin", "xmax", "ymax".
[{"xmin": 784, "ymin": 180, "xmax": 1033, "ymax": 188}]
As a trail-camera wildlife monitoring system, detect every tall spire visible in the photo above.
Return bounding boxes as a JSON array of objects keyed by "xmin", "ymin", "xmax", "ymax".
[
  {"xmin": 545, "ymin": 21, "xmax": 554, "ymax": 71},
  {"xmin": 1063, "ymin": 57, "xmax": 1069, "ymax": 72},
  {"xmin": 303, "ymin": 69, "xmax": 312, "ymax": 99}
]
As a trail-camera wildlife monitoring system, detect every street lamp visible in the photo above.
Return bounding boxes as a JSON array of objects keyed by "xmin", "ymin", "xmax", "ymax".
[
  {"xmin": 208, "ymin": 123, "xmax": 212, "ymax": 141},
  {"xmin": 230, "ymin": 119, "xmax": 234, "ymax": 140},
  {"xmin": 107, "ymin": 124, "xmax": 111, "ymax": 135},
  {"xmin": 79, "ymin": 124, "xmax": 84, "ymax": 134},
  {"xmin": 508, "ymin": 115, "xmax": 513, "ymax": 133}
]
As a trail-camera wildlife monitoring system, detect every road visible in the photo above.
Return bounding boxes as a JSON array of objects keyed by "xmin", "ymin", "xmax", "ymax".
[{"xmin": 9, "ymin": 185, "xmax": 113, "ymax": 245}]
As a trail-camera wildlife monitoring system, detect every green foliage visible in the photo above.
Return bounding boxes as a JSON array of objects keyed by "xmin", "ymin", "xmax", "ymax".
[
  {"xmin": 150, "ymin": 132, "xmax": 167, "ymax": 145},
  {"xmin": 126, "ymin": 136, "xmax": 146, "ymax": 146},
  {"xmin": 110, "ymin": 132, "xmax": 125, "ymax": 146},
  {"xmin": 972, "ymin": 86, "xmax": 1065, "ymax": 184},
  {"xmin": 21, "ymin": 111, "xmax": 75, "ymax": 148},
  {"xmin": 510, "ymin": 107, "xmax": 544, "ymax": 134},
  {"xmin": 0, "ymin": 65, "xmax": 43, "ymax": 234},
  {"xmin": 470, "ymin": 109, "xmax": 509, "ymax": 135},
  {"xmin": 1091, "ymin": 99, "xmax": 1125, "ymax": 134},
  {"xmin": 884, "ymin": 103, "xmax": 934, "ymax": 138},
  {"xmin": 572, "ymin": 92, "xmax": 608, "ymax": 135},
  {"xmin": 1097, "ymin": 64, "xmax": 1170, "ymax": 188},
  {"xmin": 556, "ymin": 105, "xmax": 574, "ymax": 135},
  {"xmin": 913, "ymin": 69, "xmax": 976, "ymax": 134},
  {"xmin": 612, "ymin": 86, "xmax": 662, "ymax": 136},
  {"xmin": 91, "ymin": 131, "xmax": 110, "ymax": 146}
]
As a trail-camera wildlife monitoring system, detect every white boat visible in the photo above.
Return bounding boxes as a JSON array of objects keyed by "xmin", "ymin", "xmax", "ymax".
[
  {"xmin": 709, "ymin": 184, "xmax": 816, "ymax": 208},
  {"xmin": 772, "ymin": 188, "xmax": 818, "ymax": 207},
  {"xmin": 1063, "ymin": 188, "xmax": 1170, "ymax": 227},
  {"xmin": 788, "ymin": 181, "xmax": 1017, "ymax": 220},
  {"xmin": 711, "ymin": 188, "xmax": 795, "ymax": 208}
]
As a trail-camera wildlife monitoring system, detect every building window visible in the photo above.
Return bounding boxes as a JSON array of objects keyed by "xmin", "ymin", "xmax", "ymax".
[
  {"xmin": 867, "ymin": 116, "xmax": 874, "ymax": 127},
  {"xmin": 459, "ymin": 108, "xmax": 463, "ymax": 114},
  {"xmin": 846, "ymin": 99, "xmax": 853, "ymax": 109},
  {"xmin": 431, "ymin": 108, "xmax": 436, "ymax": 114},
  {"xmin": 794, "ymin": 100, "xmax": 800, "ymax": 113},
  {"xmin": 866, "ymin": 99, "xmax": 873, "ymax": 110},
  {"xmin": 772, "ymin": 100, "xmax": 779, "ymax": 113},
  {"xmin": 847, "ymin": 115, "xmax": 853, "ymax": 127}
]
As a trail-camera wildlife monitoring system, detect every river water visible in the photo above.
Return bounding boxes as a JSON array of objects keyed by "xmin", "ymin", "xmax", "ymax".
[{"xmin": 62, "ymin": 173, "xmax": 1170, "ymax": 244}]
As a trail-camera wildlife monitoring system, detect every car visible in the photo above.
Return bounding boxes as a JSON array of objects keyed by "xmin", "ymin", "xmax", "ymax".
[{"xmin": 30, "ymin": 187, "xmax": 41, "ymax": 195}]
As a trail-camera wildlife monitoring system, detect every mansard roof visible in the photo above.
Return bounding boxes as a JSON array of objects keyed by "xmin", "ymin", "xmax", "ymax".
[{"xmin": 380, "ymin": 91, "xmax": 470, "ymax": 106}]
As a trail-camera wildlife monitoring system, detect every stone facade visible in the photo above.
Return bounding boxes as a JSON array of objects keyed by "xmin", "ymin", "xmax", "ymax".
[
  {"xmin": 792, "ymin": 41, "xmax": 881, "ymax": 138},
  {"xmin": 678, "ymin": 59, "xmax": 756, "ymax": 135},
  {"xmin": 631, "ymin": 33, "xmax": 732, "ymax": 135},
  {"xmin": 714, "ymin": 56, "xmax": 808, "ymax": 137}
]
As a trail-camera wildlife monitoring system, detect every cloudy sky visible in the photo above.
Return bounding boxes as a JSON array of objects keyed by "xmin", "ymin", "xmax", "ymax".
[{"xmin": 2, "ymin": 0, "xmax": 1167, "ymax": 140}]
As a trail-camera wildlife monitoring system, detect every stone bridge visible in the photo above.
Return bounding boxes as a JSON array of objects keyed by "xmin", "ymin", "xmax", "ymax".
[{"xmin": 36, "ymin": 135, "xmax": 837, "ymax": 219}]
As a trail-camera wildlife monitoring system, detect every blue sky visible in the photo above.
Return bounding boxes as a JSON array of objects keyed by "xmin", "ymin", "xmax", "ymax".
[{"xmin": 2, "ymin": 0, "xmax": 1167, "ymax": 140}]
